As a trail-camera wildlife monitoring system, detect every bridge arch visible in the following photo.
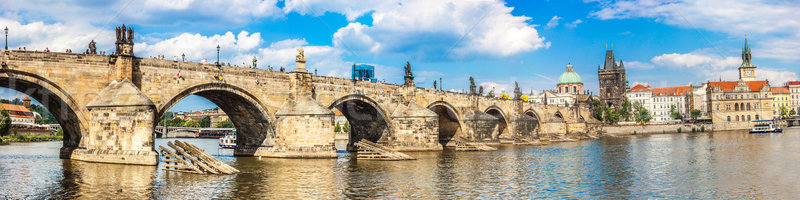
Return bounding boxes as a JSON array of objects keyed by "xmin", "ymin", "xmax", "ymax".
[
  {"xmin": 0, "ymin": 69, "xmax": 88, "ymax": 157},
  {"xmin": 158, "ymin": 83, "xmax": 276, "ymax": 149},
  {"xmin": 329, "ymin": 94, "xmax": 392, "ymax": 151},
  {"xmin": 554, "ymin": 111, "xmax": 565, "ymax": 121},
  {"xmin": 484, "ymin": 105, "xmax": 508, "ymax": 139},
  {"xmin": 524, "ymin": 108, "xmax": 542, "ymax": 137},
  {"xmin": 427, "ymin": 101, "xmax": 463, "ymax": 146}
]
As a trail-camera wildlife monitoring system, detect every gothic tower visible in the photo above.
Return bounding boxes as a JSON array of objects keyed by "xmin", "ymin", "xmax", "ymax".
[
  {"xmin": 738, "ymin": 37, "xmax": 757, "ymax": 81},
  {"xmin": 597, "ymin": 48, "xmax": 627, "ymax": 109}
]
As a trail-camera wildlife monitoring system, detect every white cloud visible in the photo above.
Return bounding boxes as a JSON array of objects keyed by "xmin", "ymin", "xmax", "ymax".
[
  {"xmin": 283, "ymin": 0, "xmax": 393, "ymax": 21},
  {"xmin": 624, "ymin": 61, "xmax": 655, "ymax": 69},
  {"xmin": 136, "ymin": 31, "xmax": 262, "ymax": 63},
  {"xmin": 565, "ymin": 19, "xmax": 583, "ymax": 28},
  {"xmin": 0, "ymin": 18, "xmax": 115, "ymax": 52},
  {"xmin": 588, "ymin": 0, "xmax": 800, "ymax": 61},
  {"xmin": 2, "ymin": 0, "xmax": 283, "ymax": 27},
  {"xmin": 650, "ymin": 52, "xmax": 739, "ymax": 70},
  {"xmin": 479, "ymin": 81, "xmax": 512, "ymax": 93},
  {"xmin": 329, "ymin": 0, "xmax": 549, "ymax": 61},
  {"xmin": 545, "ymin": 16, "xmax": 561, "ymax": 29}
]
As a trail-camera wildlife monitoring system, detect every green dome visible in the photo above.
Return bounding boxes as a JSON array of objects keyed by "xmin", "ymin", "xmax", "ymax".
[{"xmin": 557, "ymin": 64, "xmax": 582, "ymax": 84}]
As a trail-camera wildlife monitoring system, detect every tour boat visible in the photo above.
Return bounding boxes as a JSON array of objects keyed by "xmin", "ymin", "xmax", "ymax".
[
  {"xmin": 218, "ymin": 134, "xmax": 236, "ymax": 148},
  {"xmin": 749, "ymin": 120, "xmax": 783, "ymax": 134}
]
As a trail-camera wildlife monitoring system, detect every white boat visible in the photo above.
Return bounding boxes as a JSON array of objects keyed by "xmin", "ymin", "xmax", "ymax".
[
  {"xmin": 749, "ymin": 120, "xmax": 783, "ymax": 134},
  {"xmin": 218, "ymin": 134, "xmax": 236, "ymax": 148}
]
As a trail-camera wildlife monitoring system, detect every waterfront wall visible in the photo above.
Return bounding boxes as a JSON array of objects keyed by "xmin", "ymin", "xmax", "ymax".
[{"xmin": 603, "ymin": 123, "xmax": 713, "ymax": 135}]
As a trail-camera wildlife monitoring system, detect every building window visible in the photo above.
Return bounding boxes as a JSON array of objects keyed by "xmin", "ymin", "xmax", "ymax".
[
  {"xmin": 747, "ymin": 115, "xmax": 751, "ymax": 121},
  {"xmin": 727, "ymin": 116, "xmax": 731, "ymax": 122},
  {"xmin": 735, "ymin": 103, "xmax": 739, "ymax": 111},
  {"xmin": 736, "ymin": 115, "xmax": 739, "ymax": 121},
  {"xmin": 756, "ymin": 115, "xmax": 759, "ymax": 120},
  {"xmin": 573, "ymin": 86, "xmax": 577, "ymax": 93},
  {"xmin": 747, "ymin": 103, "xmax": 751, "ymax": 110}
]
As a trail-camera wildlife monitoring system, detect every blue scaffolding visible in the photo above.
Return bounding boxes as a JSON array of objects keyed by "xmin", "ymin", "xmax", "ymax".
[{"xmin": 352, "ymin": 64, "xmax": 376, "ymax": 82}]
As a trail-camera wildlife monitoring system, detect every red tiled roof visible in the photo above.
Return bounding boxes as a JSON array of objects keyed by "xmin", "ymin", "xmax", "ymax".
[
  {"xmin": 773, "ymin": 86, "xmax": 789, "ymax": 94},
  {"xmin": 705, "ymin": 81, "xmax": 768, "ymax": 92},
  {"xmin": 650, "ymin": 86, "xmax": 691, "ymax": 96},
  {"xmin": 332, "ymin": 109, "xmax": 343, "ymax": 116},
  {"xmin": 626, "ymin": 84, "xmax": 651, "ymax": 92},
  {"xmin": 2, "ymin": 103, "xmax": 34, "ymax": 118},
  {"xmin": 786, "ymin": 81, "xmax": 800, "ymax": 86}
]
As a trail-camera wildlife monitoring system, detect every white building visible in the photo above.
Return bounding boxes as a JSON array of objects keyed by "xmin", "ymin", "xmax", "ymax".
[
  {"xmin": 530, "ymin": 90, "xmax": 576, "ymax": 107},
  {"xmin": 625, "ymin": 84, "xmax": 691, "ymax": 123}
]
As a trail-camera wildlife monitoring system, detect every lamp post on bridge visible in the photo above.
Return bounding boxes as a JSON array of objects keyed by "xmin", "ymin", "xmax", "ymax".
[
  {"xmin": 216, "ymin": 45, "xmax": 221, "ymax": 67},
  {"xmin": 4, "ymin": 26, "xmax": 8, "ymax": 50}
]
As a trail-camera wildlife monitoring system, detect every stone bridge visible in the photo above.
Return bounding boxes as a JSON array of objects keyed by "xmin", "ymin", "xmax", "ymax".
[{"xmin": 0, "ymin": 26, "xmax": 598, "ymax": 165}]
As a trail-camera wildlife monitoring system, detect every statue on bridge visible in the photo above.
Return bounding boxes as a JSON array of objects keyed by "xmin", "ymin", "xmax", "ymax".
[
  {"xmin": 115, "ymin": 24, "xmax": 134, "ymax": 56},
  {"xmin": 469, "ymin": 76, "xmax": 477, "ymax": 95},
  {"xmin": 403, "ymin": 61, "xmax": 414, "ymax": 87},
  {"xmin": 479, "ymin": 86, "xmax": 484, "ymax": 96},
  {"xmin": 433, "ymin": 80, "xmax": 437, "ymax": 90},
  {"xmin": 88, "ymin": 40, "xmax": 97, "ymax": 55},
  {"xmin": 296, "ymin": 47, "xmax": 305, "ymax": 62},
  {"xmin": 513, "ymin": 81, "xmax": 521, "ymax": 100}
]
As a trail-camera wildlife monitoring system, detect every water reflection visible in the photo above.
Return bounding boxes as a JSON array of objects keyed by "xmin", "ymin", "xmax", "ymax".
[{"xmin": 3, "ymin": 130, "xmax": 800, "ymax": 199}]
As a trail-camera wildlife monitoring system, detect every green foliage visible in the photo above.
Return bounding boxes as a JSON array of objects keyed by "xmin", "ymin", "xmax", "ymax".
[
  {"xmin": 10, "ymin": 98, "xmax": 22, "ymax": 105},
  {"xmin": 487, "ymin": 90, "xmax": 495, "ymax": 98},
  {"xmin": 634, "ymin": 106, "xmax": 652, "ymax": 125},
  {"xmin": 692, "ymin": 127, "xmax": 696, "ymax": 133},
  {"xmin": 591, "ymin": 99, "xmax": 605, "ymax": 121},
  {"xmin": 701, "ymin": 126, "xmax": 705, "ymax": 132},
  {"xmin": 55, "ymin": 127, "xmax": 63, "ymax": 136},
  {"xmin": 183, "ymin": 120, "xmax": 200, "ymax": 128},
  {"xmin": 670, "ymin": 105, "xmax": 682, "ymax": 120},
  {"xmin": 199, "ymin": 116, "xmax": 211, "ymax": 128},
  {"xmin": 603, "ymin": 107, "xmax": 620, "ymax": 125},
  {"xmin": 791, "ymin": 108, "xmax": 797, "ymax": 116},
  {"xmin": 215, "ymin": 119, "xmax": 235, "ymax": 128},
  {"xmin": 161, "ymin": 117, "xmax": 186, "ymax": 127},
  {"xmin": 343, "ymin": 121, "xmax": 350, "ymax": 133},
  {"xmin": 29, "ymin": 104, "xmax": 58, "ymax": 124},
  {"xmin": 677, "ymin": 127, "xmax": 682, "ymax": 133},
  {"xmin": 690, "ymin": 109, "xmax": 702, "ymax": 121},
  {"xmin": 0, "ymin": 108, "xmax": 10, "ymax": 137},
  {"xmin": 334, "ymin": 122, "xmax": 342, "ymax": 132},
  {"xmin": 780, "ymin": 106, "xmax": 789, "ymax": 118},
  {"xmin": 1, "ymin": 135, "xmax": 63, "ymax": 142},
  {"xmin": 619, "ymin": 98, "xmax": 632, "ymax": 121}
]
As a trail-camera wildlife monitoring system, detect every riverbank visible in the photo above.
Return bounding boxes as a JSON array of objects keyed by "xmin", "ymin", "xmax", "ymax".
[
  {"xmin": 0, "ymin": 135, "xmax": 62, "ymax": 143},
  {"xmin": 603, "ymin": 123, "xmax": 712, "ymax": 136}
]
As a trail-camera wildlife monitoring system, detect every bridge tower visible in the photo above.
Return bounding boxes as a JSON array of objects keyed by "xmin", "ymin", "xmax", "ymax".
[{"xmin": 71, "ymin": 25, "xmax": 159, "ymax": 165}]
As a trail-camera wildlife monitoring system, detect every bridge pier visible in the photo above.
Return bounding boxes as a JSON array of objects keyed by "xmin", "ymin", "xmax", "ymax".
[
  {"xmin": 72, "ymin": 79, "xmax": 159, "ymax": 165},
  {"xmin": 386, "ymin": 102, "xmax": 442, "ymax": 151},
  {"xmin": 461, "ymin": 110, "xmax": 499, "ymax": 142}
]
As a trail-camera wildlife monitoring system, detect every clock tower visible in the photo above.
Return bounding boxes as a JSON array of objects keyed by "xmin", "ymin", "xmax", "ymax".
[{"xmin": 738, "ymin": 37, "xmax": 756, "ymax": 81}]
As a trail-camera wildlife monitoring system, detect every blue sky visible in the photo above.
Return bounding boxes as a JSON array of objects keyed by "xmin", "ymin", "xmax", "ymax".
[{"xmin": 2, "ymin": 0, "xmax": 799, "ymax": 112}]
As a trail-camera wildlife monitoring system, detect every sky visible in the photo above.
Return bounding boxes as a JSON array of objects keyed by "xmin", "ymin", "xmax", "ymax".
[{"xmin": 1, "ymin": 0, "xmax": 799, "ymax": 112}]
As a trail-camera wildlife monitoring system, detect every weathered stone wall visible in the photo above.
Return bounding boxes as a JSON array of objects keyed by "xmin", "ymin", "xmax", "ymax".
[{"xmin": 603, "ymin": 123, "xmax": 713, "ymax": 135}]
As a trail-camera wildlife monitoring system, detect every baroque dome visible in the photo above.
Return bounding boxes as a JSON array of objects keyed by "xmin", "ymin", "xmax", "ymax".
[{"xmin": 557, "ymin": 63, "xmax": 582, "ymax": 85}]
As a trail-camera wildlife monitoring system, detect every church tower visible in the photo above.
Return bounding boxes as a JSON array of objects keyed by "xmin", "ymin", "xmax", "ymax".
[
  {"xmin": 597, "ymin": 48, "xmax": 627, "ymax": 109},
  {"xmin": 738, "ymin": 37, "xmax": 756, "ymax": 81}
]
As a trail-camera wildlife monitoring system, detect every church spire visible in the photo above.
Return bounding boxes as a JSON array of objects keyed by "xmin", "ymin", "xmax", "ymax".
[{"xmin": 740, "ymin": 36, "xmax": 754, "ymax": 68}]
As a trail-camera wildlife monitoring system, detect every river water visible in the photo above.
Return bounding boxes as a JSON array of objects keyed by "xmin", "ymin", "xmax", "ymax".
[{"xmin": 2, "ymin": 129, "xmax": 800, "ymax": 199}]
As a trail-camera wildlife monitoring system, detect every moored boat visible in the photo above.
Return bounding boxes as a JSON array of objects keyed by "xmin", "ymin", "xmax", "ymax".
[
  {"xmin": 219, "ymin": 134, "xmax": 236, "ymax": 148},
  {"xmin": 749, "ymin": 120, "xmax": 783, "ymax": 134}
]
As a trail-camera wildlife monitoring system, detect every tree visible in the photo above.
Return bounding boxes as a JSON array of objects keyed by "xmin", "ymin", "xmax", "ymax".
[
  {"xmin": 55, "ymin": 127, "xmax": 63, "ymax": 136},
  {"xmin": 603, "ymin": 107, "xmax": 620, "ymax": 125},
  {"xmin": 487, "ymin": 90, "xmax": 495, "ymax": 98},
  {"xmin": 780, "ymin": 106, "xmax": 789, "ymax": 118},
  {"xmin": 35, "ymin": 115, "xmax": 45, "ymax": 124},
  {"xmin": 199, "ymin": 116, "xmax": 211, "ymax": 128},
  {"xmin": 520, "ymin": 94, "xmax": 529, "ymax": 102},
  {"xmin": 635, "ymin": 106, "xmax": 652, "ymax": 125},
  {"xmin": 29, "ymin": 104, "xmax": 58, "ymax": 124},
  {"xmin": 619, "ymin": 98, "xmax": 632, "ymax": 121},
  {"xmin": 183, "ymin": 120, "xmax": 201, "ymax": 128},
  {"xmin": 791, "ymin": 108, "xmax": 797, "ymax": 116},
  {"xmin": 690, "ymin": 109, "xmax": 702, "ymax": 121},
  {"xmin": 591, "ymin": 99, "xmax": 605, "ymax": 121},
  {"xmin": 0, "ymin": 108, "xmax": 10, "ymax": 136},
  {"xmin": 215, "ymin": 119, "xmax": 235, "ymax": 128},
  {"xmin": 343, "ymin": 121, "xmax": 350, "ymax": 133},
  {"xmin": 334, "ymin": 122, "xmax": 342, "ymax": 132},
  {"xmin": 10, "ymin": 98, "xmax": 22, "ymax": 105},
  {"xmin": 670, "ymin": 105, "xmax": 682, "ymax": 120}
]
